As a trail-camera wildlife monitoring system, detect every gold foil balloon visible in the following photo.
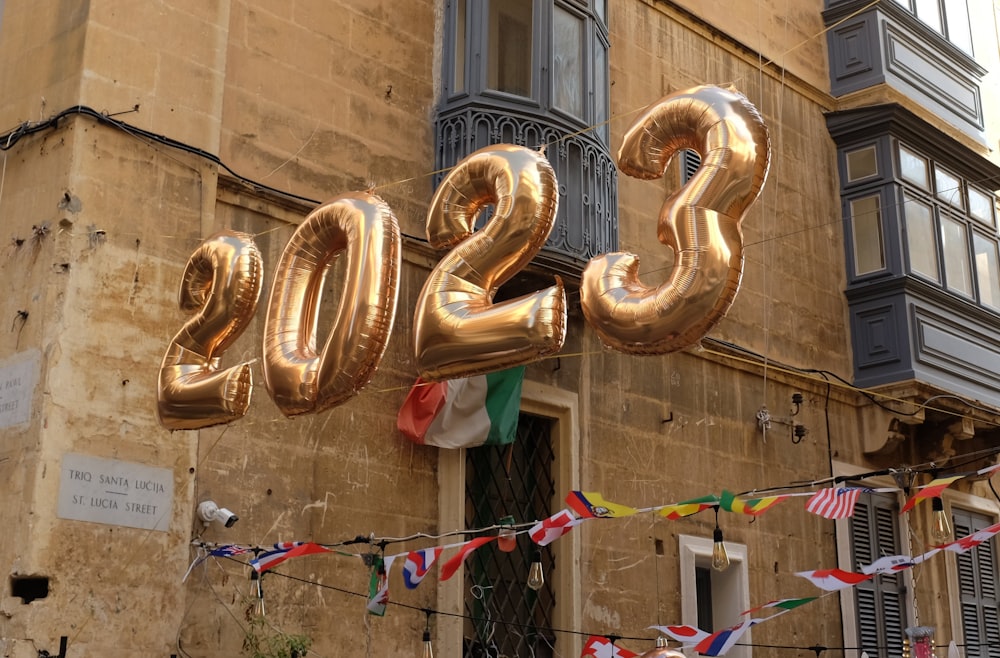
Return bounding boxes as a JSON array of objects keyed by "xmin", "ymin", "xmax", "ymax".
[
  {"xmin": 413, "ymin": 144, "xmax": 567, "ymax": 380},
  {"xmin": 157, "ymin": 230, "xmax": 264, "ymax": 430},
  {"xmin": 581, "ymin": 85, "xmax": 771, "ymax": 354},
  {"xmin": 263, "ymin": 192, "xmax": 401, "ymax": 416}
]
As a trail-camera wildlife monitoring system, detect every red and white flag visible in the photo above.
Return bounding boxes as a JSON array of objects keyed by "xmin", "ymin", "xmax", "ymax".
[
  {"xmin": 795, "ymin": 568, "xmax": 872, "ymax": 591},
  {"xmin": 648, "ymin": 624, "xmax": 710, "ymax": 646},
  {"xmin": 805, "ymin": 487, "xmax": 865, "ymax": 519},
  {"xmin": 530, "ymin": 509, "xmax": 583, "ymax": 546},
  {"xmin": 250, "ymin": 541, "xmax": 331, "ymax": 573},
  {"xmin": 941, "ymin": 521, "xmax": 1000, "ymax": 554},
  {"xmin": 439, "ymin": 537, "xmax": 496, "ymax": 581},
  {"xmin": 581, "ymin": 635, "xmax": 639, "ymax": 658}
]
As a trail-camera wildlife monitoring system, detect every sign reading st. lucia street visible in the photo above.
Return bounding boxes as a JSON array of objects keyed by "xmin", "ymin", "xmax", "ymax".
[{"xmin": 57, "ymin": 454, "xmax": 173, "ymax": 531}]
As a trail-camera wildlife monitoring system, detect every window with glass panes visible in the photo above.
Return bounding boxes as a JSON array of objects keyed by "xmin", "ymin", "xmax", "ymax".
[
  {"xmin": 890, "ymin": 0, "xmax": 973, "ymax": 54},
  {"xmin": 896, "ymin": 142, "xmax": 1000, "ymax": 310},
  {"xmin": 850, "ymin": 490, "xmax": 907, "ymax": 658},
  {"xmin": 445, "ymin": 0, "xmax": 609, "ymax": 140},
  {"xmin": 953, "ymin": 508, "xmax": 1000, "ymax": 658}
]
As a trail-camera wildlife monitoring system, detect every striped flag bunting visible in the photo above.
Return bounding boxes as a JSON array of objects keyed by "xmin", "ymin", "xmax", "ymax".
[
  {"xmin": 861, "ymin": 554, "xmax": 915, "ymax": 575},
  {"xmin": 900, "ymin": 474, "xmax": 964, "ymax": 513},
  {"xmin": 795, "ymin": 567, "xmax": 872, "ymax": 591},
  {"xmin": 581, "ymin": 635, "xmax": 639, "ymax": 658},
  {"xmin": 530, "ymin": 508, "xmax": 583, "ymax": 546},
  {"xmin": 366, "ymin": 555, "xmax": 395, "ymax": 616},
  {"xmin": 439, "ymin": 537, "xmax": 496, "ymax": 581},
  {"xmin": 740, "ymin": 596, "xmax": 817, "ymax": 616},
  {"xmin": 694, "ymin": 618, "xmax": 764, "ymax": 656},
  {"xmin": 250, "ymin": 541, "xmax": 332, "ymax": 573},
  {"xmin": 719, "ymin": 490, "xmax": 788, "ymax": 516},
  {"xmin": 659, "ymin": 495, "xmax": 720, "ymax": 520},
  {"xmin": 402, "ymin": 546, "xmax": 443, "ymax": 589},
  {"xmin": 566, "ymin": 491, "xmax": 639, "ymax": 518},
  {"xmin": 805, "ymin": 487, "xmax": 866, "ymax": 519},
  {"xmin": 939, "ymin": 521, "xmax": 1000, "ymax": 554},
  {"xmin": 648, "ymin": 624, "xmax": 711, "ymax": 646}
]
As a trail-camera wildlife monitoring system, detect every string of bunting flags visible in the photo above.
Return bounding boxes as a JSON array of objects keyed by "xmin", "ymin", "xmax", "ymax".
[{"xmin": 187, "ymin": 460, "xmax": 1000, "ymax": 657}]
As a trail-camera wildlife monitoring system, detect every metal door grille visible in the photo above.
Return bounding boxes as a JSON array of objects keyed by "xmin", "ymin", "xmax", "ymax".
[{"xmin": 463, "ymin": 412, "xmax": 556, "ymax": 658}]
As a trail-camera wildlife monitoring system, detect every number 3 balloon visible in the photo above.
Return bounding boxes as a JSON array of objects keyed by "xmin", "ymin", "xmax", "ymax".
[{"xmin": 580, "ymin": 85, "xmax": 771, "ymax": 354}]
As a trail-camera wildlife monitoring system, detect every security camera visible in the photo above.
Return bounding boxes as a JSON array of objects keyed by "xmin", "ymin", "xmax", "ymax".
[{"xmin": 197, "ymin": 500, "xmax": 239, "ymax": 528}]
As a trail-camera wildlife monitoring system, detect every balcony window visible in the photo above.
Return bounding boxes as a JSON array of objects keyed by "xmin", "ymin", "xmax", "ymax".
[
  {"xmin": 827, "ymin": 104, "xmax": 1000, "ymax": 401},
  {"xmin": 847, "ymin": 145, "xmax": 879, "ymax": 183},
  {"xmin": 897, "ymin": 142, "xmax": 1000, "ymax": 307},
  {"xmin": 437, "ymin": 0, "xmax": 616, "ymax": 277},
  {"xmin": 850, "ymin": 195, "xmax": 886, "ymax": 276},
  {"xmin": 893, "ymin": 0, "xmax": 973, "ymax": 53}
]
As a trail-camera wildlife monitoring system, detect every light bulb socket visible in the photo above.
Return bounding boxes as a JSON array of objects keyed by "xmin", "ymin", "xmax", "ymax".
[
  {"xmin": 713, "ymin": 526, "xmax": 724, "ymax": 543},
  {"xmin": 932, "ymin": 496, "xmax": 944, "ymax": 512},
  {"xmin": 422, "ymin": 630, "xmax": 431, "ymax": 642}
]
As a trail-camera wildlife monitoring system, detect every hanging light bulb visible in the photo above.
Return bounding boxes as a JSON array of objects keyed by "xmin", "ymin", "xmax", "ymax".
[
  {"xmin": 931, "ymin": 497, "xmax": 952, "ymax": 544},
  {"xmin": 712, "ymin": 507, "xmax": 730, "ymax": 572},
  {"xmin": 527, "ymin": 550, "xmax": 545, "ymax": 591},
  {"xmin": 421, "ymin": 612, "xmax": 434, "ymax": 658},
  {"xmin": 421, "ymin": 628, "xmax": 434, "ymax": 658}
]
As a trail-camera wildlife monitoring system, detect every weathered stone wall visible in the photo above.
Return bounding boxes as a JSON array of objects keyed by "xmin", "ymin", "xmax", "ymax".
[{"xmin": 2, "ymin": 0, "xmax": 996, "ymax": 656}]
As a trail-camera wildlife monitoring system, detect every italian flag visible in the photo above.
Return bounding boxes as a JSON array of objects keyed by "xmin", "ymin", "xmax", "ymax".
[{"xmin": 397, "ymin": 366, "xmax": 526, "ymax": 449}]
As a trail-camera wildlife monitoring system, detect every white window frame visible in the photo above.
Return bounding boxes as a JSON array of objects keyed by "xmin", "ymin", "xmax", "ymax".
[
  {"xmin": 832, "ymin": 461, "xmax": 916, "ymax": 658},
  {"xmin": 436, "ymin": 380, "xmax": 581, "ymax": 658},
  {"xmin": 678, "ymin": 534, "xmax": 751, "ymax": 658}
]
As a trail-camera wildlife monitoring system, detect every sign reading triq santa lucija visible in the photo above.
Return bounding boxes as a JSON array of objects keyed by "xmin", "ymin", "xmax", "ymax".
[{"xmin": 57, "ymin": 454, "xmax": 173, "ymax": 532}]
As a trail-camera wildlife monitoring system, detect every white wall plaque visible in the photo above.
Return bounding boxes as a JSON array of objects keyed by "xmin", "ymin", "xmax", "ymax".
[
  {"xmin": 57, "ymin": 454, "xmax": 174, "ymax": 531},
  {"xmin": 0, "ymin": 350, "xmax": 39, "ymax": 429}
]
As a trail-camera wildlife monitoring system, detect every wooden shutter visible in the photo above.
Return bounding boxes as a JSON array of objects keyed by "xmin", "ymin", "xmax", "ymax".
[
  {"xmin": 954, "ymin": 509, "xmax": 1000, "ymax": 658},
  {"xmin": 851, "ymin": 491, "xmax": 906, "ymax": 658}
]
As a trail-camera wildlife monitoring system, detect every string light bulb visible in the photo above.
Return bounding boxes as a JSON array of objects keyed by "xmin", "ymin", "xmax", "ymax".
[
  {"xmin": 527, "ymin": 550, "xmax": 545, "ymax": 591},
  {"xmin": 712, "ymin": 507, "xmax": 730, "ymax": 572},
  {"xmin": 931, "ymin": 497, "xmax": 952, "ymax": 544}
]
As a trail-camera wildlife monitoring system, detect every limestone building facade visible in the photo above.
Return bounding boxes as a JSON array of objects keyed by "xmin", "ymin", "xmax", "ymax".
[{"xmin": 2, "ymin": 1, "xmax": 1000, "ymax": 656}]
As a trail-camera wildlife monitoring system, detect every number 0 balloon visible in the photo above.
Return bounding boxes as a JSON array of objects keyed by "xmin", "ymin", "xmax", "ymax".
[
  {"xmin": 263, "ymin": 192, "xmax": 401, "ymax": 416},
  {"xmin": 580, "ymin": 85, "xmax": 771, "ymax": 354}
]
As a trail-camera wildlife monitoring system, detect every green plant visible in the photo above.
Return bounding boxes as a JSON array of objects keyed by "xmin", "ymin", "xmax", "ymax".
[{"xmin": 242, "ymin": 610, "xmax": 312, "ymax": 658}]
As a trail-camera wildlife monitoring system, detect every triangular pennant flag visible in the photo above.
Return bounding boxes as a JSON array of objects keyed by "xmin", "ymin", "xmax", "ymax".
[
  {"xmin": 581, "ymin": 635, "xmax": 639, "ymax": 658},
  {"xmin": 693, "ymin": 618, "xmax": 763, "ymax": 656},
  {"xmin": 250, "ymin": 541, "xmax": 331, "ymax": 573},
  {"xmin": 566, "ymin": 491, "xmax": 638, "ymax": 518},
  {"xmin": 940, "ymin": 521, "xmax": 1000, "ymax": 554},
  {"xmin": 529, "ymin": 509, "xmax": 583, "ymax": 546},
  {"xmin": 648, "ymin": 624, "xmax": 711, "ymax": 646},
  {"xmin": 659, "ymin": 495, "xmax": 719, "ymax": 520},
  {"xmin": 805, "ymin": 487, "xmax": 866, "ymax": 519},
  {"xmin": 795, "ymin": 568, "xmax": 872, "ymax": 591},
  {"xmin": 861, "ymin": 554, "xmax": 915, "ymax": 575},
  {"xmin": 900, "ymin": 475, "xmax": 963, "ymax": 513},
  {"xmin": 740, "ymin": 596, "xmax": 817, "ymax": 616},
  {"xmin": 720, "ymin": 490, "xmax": 788, "ymax": 516},
  {"xmin": 439, "ymin": 537, "xmax": 495, "ymax": 581},
  {"xmin": 366, "ymin": 555, "xmax": 395, "ymax": 616},
  {"xmin": 402, "ymin": 546, "xmax": 444, "ymax": 589}
]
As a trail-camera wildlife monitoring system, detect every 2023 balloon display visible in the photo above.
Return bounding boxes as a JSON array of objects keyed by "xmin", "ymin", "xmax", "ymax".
[{"xmin": 156, "ymin": 86, "xmax": 770, "ymax": 430}]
